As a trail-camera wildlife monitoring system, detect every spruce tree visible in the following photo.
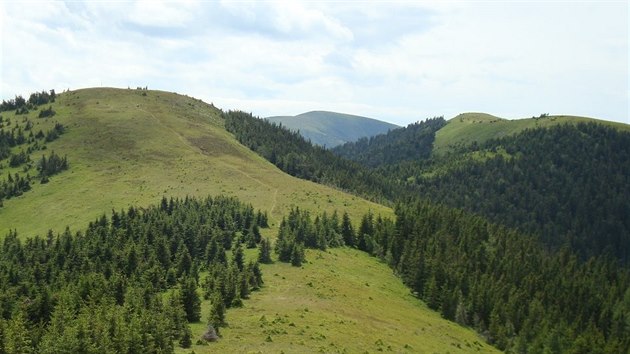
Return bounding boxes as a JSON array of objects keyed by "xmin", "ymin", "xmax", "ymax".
[
  {"xmin": 179, "ymin": 277, "xmax": 201, "ymax": 322},
  {"xmin": 258, "ymin": 237, "xmax": 273, "ymax": 264},
  {"xmin": 232, "ymin": 243, "xmax": 244, "ymax": 271},
  {"xmin": 341, "ymin": 212, "xmax": 355, "ymax": 247},
  {"xmin": 207, "ymin": 291, "xmax": 226, "ymax": 332},
  {"xmin": 290, "ymin": 242, "xmax": 305, "ymax": 267}
]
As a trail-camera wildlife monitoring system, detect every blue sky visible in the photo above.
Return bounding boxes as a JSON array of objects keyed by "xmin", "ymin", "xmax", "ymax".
[{"xmin": 1, "ymin": 1, "xmax": 627, "ymax": 125}]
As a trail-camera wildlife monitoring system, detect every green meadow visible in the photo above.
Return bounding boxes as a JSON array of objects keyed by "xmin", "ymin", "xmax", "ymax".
[{"xmin": 183, "ymin": 248, "xmax": 499, "ymax": 354}]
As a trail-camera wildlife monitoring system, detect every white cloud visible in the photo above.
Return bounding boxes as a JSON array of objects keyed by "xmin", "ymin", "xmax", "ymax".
[{"xmin": 0, "ymin": 0, "xmax": 627, "ymax": 125}]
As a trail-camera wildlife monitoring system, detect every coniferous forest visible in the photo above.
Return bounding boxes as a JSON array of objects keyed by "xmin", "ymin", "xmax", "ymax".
[{"xmin": 0, "ymin": 195, "xmax": 266, "ymax": 353}]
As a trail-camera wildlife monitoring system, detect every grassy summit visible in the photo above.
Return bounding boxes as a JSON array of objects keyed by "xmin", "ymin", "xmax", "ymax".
[
  {"xmin": 434, "ymin": 112, "xmax": 629, "ymax": 154},
  {"xmin": 0, "ymin": 88, "xmax": 389, "ymax": 238}
]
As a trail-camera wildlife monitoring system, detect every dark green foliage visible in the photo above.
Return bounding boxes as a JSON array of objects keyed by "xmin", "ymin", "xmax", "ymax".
[
  {"xmin": 223, "ymin": 110, "xmax": 399, "ymax": 203},
  {"xmin": 38, "ymin": 106, "xmax": 55, "ymax": 118},
  {"xmin": 37, "ymin": 151, "xmax": 68, "ymax": 183},
  {"xmin": 290, "ymin": 243, "xmax": 305, "ymax": 267},
  {"xmin": 258, "ymin": 237, "xmax": 273, "ymax": 264},
  {"xmin": 0, "ymin": 90, "xmax": 55, "ymax": 113},
  {"xmin": 232, "ymin": 243, "xmax": 245, "ymax": 272},
  {"xmin": 341, "ymin": 212, "xmax": 355, "ymax": 247},
  {"xmin": 44, "ymin": 123, "xmax": 65, "ymax": 142},
  {"xmin": 179, "ymin": 276, "xmax": 201, "ymax": 322},
  {"xmin": 8, "ymin": 150, "xmax": 29, "ymax": 167},
  {"xmin": 274, "ymin": 207, "xmax": 338, "ymax": 266},
  {"xmin": 332, "ymin": 117, "xmax": 446, "ymax": 168},
  {"xmin": 416, "ymin": 123, "xmax": 630, "ymax": 263},
  {"xmin": 208, "ymin": 291, "xmax": 225, "ymax": 328},
  {"xmin": 360, "ymin": 201, "xmax": 630, "ymax": 353},
  {"xmin": 0, "ymin": 172, "xmax": 31, "ymax": 200},
  {"xmin": 0, "ymin": 195, "xmax": 267, "ymax": 352},
  {"xmin": 0, "ymin": 119, "xmax": 66, "ymax": 204}
]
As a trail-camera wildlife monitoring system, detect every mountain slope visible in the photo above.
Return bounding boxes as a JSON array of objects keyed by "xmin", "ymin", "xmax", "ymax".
[
  {"xmin": 0, "ymin": 87, "xmax": 497, "ymax": 352},
  {"xmin": 266, "ymin": 111, "xmax": 399, "ymax": 148},
  {"xmin": 0, "ymin": 88, "xmax": 390, "ymax": 238},
  {"xmin": 434, "ymin": 112, "xmax": 630, "ymax": 154}
]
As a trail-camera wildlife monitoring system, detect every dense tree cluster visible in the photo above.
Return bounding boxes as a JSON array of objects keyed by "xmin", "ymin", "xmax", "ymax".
[
  {"xmin": 38, "ymin": 106, "xmax": 56, "ymax": 118},
  {"xmin": 274, "ymin": 208, "xmax": 345, "ymax": 266},
  {"xmin": 37, "ymin": 151, "xmax": 68, "ymax": 183},
  {"xmin": 222, "ymin": 110, "xmax": 400, "ymax": 203},
  {"xmin": 0, "ymin": 150, "xmax": 68, "ymax": 204},
  {"xmin": 0, "ymin": 116, "xmax": 67, "ymax": 205},
  {"xmin": 271, "ymin": 208, "xmax": 372, "ymax": 267},
  {"xmin": 332, "ymin": 117, "xmax": 446, "ymax": 168},
  {"xmin": 389, "ymin": 202, "xmax": 629, "ymax": 353},
  {"xmin": 414, "ymin": 123, "xmax": 630, "ymax": 263},
  {"xmin": 0, "ymin": 90, "xmax": 56, "ymax": 114},
  {"xmin": 0, "ymin": 195, "xmax": 267, "ymax": 353}
]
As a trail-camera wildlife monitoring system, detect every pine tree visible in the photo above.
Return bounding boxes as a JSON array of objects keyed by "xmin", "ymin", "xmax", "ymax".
[
  {"xmin": 5, "ymin": 311, "xmax": 33, "ymax": 354},
  {"xmin": 179, "ymin": 324, "xmax": 192, "ymax": 348},
  {"xmin": 290, "ymin": 242, "xmax": 305, "ymax": 267},
  {"xmin": 179, "ymin": 277, "xmax": 201, "ymax": 322},
  {"xmin": 258, "ymin": 238, "xmax": 273, "ymax": 264},
  {"xmin": 341, "ymin": 212, "xmax": 355, "ymax": 247},
  {"xmin": 232, "ymin": 243, "xmax": 244, "ymax": 271}
]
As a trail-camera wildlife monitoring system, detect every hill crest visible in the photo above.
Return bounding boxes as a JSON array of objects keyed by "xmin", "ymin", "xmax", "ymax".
[{"xmin": 434, "ymin": 112, "xmax": 630, "ymax": 154}]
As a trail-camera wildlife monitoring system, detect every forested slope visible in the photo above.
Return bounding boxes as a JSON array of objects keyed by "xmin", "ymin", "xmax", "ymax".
[
  {"xmin": 332, "ymin": 117, "xmax": 446, "ymax": 168},
  {"xmin": 417, "ymin": 122, "xmax": 630, "ymax": 263},
  {"xmin": 334, "ymin": 116, "xmax": 630, "ymax": 263}
]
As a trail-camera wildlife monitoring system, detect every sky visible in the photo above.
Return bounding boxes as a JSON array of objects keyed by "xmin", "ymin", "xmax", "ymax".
[{"xmin": 0, "ymin": 1, "xmax": 628, "ymax": 126}]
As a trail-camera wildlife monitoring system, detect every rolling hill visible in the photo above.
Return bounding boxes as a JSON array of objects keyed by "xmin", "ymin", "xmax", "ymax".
[
  {"xmin": 433, "ymin": 112, "xmax": 630, "ymax": 154},
  {"xmin": 266, "ymin": 111, "xmax": 399, "ymax": 148},
  {"xmin": 0, "ymin": 88, "xmax": 391, "ymax": 238},
  {"xmin": 0, "ymin": 87, "xmax": 496, "ymax": 353}
]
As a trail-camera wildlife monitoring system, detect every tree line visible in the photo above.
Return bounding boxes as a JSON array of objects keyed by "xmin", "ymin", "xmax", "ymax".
[
  {"xmin": 0, "ymin": 90, "xmax": 56, "ymax": 115},
  {"xmin": 0, "ymin": 195, "xmax": 268, "ymax": 353}
]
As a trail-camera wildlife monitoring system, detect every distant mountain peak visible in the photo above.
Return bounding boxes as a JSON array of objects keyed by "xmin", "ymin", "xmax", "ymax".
[{"xmin": 266, "ymin": 111, "xmax": 399, "ymax": 148}]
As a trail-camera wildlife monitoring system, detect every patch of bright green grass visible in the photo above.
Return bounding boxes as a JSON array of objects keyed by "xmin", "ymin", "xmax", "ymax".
[{"xmin": 182, "ymin": 247, "xmax": 499, "ymax": 354}]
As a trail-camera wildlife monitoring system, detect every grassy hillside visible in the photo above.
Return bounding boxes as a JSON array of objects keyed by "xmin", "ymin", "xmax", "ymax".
[
  {"xmin": 267, "ymin": 111, "xmax": 399, "ymax": 148},
  {"xmin": 183, "ymin": 248, "xmax": 499, "ymax": 354},
  {"xmin": 0, "ymin": 88, "xmax": 390, "ymax": 238},
  {"xmin": 0, "ymin": 88, "xmax": 498, "ymax": 353},
  {"xmin": 434, "ymin": 112, "xmax": 630, "ymax": 154}
]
